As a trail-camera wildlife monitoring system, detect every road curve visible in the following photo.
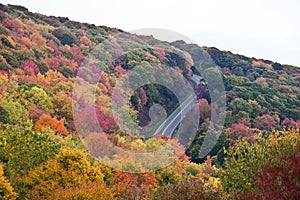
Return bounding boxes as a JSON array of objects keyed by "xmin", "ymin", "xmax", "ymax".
[{"xmin": 154, "ymin": 74, "xmax": 202, "ymax": 137}]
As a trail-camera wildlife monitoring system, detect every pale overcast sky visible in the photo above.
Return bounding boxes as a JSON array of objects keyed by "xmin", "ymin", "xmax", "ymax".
[{"xmin": 1, "ymin": 0, "xmax": 299, "ymax": 66}]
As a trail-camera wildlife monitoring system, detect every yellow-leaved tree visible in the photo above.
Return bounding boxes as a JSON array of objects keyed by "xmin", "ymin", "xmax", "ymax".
[
  {"xmin": 24, "ymin": 149, "xmax": 114, "ymax": 200},
  {"xmin": 0, "ymin": 164, "xmax": 17, "ymax": 200}
]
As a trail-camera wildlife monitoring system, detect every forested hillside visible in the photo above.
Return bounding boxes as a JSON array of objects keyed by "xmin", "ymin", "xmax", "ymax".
[{"xmin": 0, "ymin": 4, "xmax": 299, "ymax": 199}]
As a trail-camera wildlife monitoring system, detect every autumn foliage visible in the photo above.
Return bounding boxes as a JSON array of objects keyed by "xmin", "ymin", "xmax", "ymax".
[
  {"xmin": 253, "ymin": 147, "xmax": 300, "ymax": 199},
  {"xmin": 0, "ymin": 3, "xmax": 300, "ymax": 200},
  {"xmin": 34, "ymin": 114, "xmax": 68, "ymax": 136},
  {"xmin": 221, "ymin": 129, "xmax": 300, "ymax": 199},
  {"xmin": 0, "ymin": 164, "xmax": 17, "ymax": 200}
]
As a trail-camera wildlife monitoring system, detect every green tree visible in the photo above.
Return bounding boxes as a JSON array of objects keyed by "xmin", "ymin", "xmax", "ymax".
[
  {"xmin": 228, "ymin": 98, "xmax": 253, "ymax": 120},
  {"xmin": 0, "ymin": 127, "xmax": 62, "ymax": 198},
  {"xmin": 0, "ymin": 99, "xmax": 32, "ymax": 129},
  {"xmin": 21, "ymin": 86, "xmax": 52, "ymax": 111}
]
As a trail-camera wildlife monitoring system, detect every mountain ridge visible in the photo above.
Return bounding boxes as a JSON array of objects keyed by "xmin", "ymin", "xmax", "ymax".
[
  {"xmin": 2, "ymin": 3, "xmax": 298, "ymax": 69},
  {"xmin": 0, "ymin": 3, "xmax": 299, "ymax": 199}
]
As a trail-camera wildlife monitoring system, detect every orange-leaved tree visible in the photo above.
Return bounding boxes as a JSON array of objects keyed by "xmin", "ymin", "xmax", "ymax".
[{"xmin": 34, "ymin": 114, "xmax": 68, "ymax": 136}]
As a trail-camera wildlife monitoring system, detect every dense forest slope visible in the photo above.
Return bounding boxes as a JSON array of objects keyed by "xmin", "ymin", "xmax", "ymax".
[{"xmin": 0, "ymin": 4, "xmax": 299, "ymax": 199}]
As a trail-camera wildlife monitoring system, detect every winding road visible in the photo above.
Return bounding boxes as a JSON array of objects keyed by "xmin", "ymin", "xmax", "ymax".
[{"xmin": 154, "ymin": 74, "xmax": 202, "ymax": 137}]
